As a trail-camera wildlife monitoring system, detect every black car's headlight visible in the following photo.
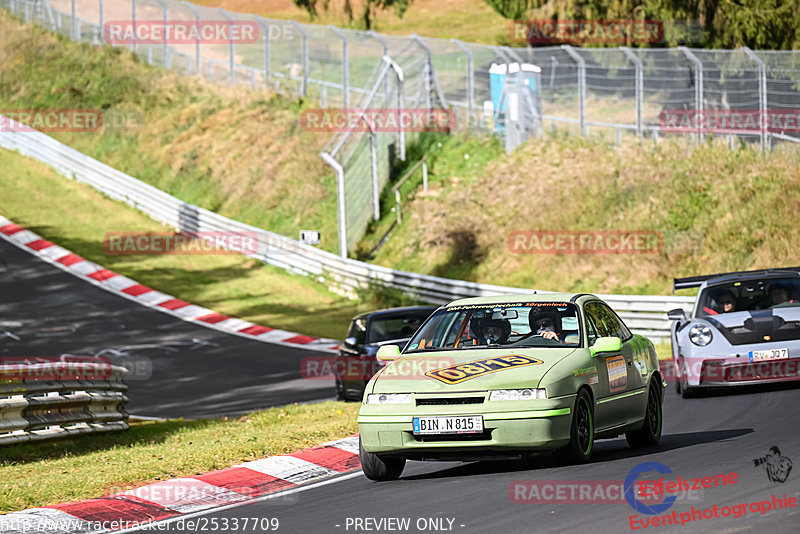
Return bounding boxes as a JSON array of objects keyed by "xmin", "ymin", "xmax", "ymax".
[{"xmin": 689, "ymin": 324, "xmax": 713, "ymax": 346}]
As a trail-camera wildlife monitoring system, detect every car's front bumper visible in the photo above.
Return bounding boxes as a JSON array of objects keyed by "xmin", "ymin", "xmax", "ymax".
[
  {"xmin": 682, "ymin": 356, "xmax": 800, "ymax": 387},
  {"xmin": 358, "ymin": 396, "xmax": 575, "ymax": 456}
]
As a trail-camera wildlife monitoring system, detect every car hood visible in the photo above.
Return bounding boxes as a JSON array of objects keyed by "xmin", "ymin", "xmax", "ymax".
[
  {"xmin": 370, "ymin": 347, "xmax": 578, "ymax": 394},
  {"xmin": 696, "ymin": 307, "xmax": 800, "ymax": 346}
]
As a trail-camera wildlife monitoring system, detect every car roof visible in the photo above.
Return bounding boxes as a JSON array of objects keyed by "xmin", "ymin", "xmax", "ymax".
[
  {"xmin": 445, "ymin": 293, "xmax": 594, "ymax": 306},
  {"xmin": 353, "ymin": 305, "xmax": 439, "ymax": 321},
  {"xmin": 704, "ymin": 270, "xmax": 800, "ymax": 289}
]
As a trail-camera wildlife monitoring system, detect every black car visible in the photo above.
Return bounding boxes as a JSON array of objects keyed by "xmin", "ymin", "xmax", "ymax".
[{"xmin": 336, "ymin": 306, "xmax": 438, "ymax": 401}]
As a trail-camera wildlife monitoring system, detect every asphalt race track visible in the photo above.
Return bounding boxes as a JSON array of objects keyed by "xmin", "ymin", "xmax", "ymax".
[
  {"xmin": 0, "ymin": 239, "xmax": 335, "ymax": 419},
  {"xmin": 148, "ymin": 383, "xmax": 800, "ymax": 534}
]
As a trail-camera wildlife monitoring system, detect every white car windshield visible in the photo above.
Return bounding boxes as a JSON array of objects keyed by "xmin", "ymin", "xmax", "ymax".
[
  {"xmin": 405, "ymin": 302, "xmax": 581, "ymax": 351},
  {"xmin": 697, "ymin": 277, "xmax": 800, "ymax": 316}
]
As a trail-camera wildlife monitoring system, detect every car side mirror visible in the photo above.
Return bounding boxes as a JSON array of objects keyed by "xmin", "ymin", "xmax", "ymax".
[
  {"xmin": 344, "ymin": 337, "xmax": 358, "ymax": 349},
  {"xmin": 590, "ymin": 336, "xmax": 622, "ymax": 356},
  {"xmin": 376, "ymin": 345, "xmax": 401, "ymax": 362},
  {"xmin": 667, "ymin": 308, "xmax": 687, "ymax": 322}
]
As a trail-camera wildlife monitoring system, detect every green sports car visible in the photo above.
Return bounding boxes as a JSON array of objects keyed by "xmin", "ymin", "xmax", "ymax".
[{"xmin": 357, "ymin": 293, "xmax": 665, "ymax": 481}]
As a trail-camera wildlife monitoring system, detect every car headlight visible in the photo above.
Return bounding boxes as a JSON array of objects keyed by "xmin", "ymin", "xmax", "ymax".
[
  {"xmin": 489, "ymin": 388, "xmax": 547, "ymax": 401},
  {"xmin": 366, "ymin": 393, "xmax": 412, "ymax": 405},
  {"xmin": 689, "ymin": 324, "xmax": 713, "ymax": 346}
]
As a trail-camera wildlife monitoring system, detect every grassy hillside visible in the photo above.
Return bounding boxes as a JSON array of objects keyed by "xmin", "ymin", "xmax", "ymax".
[
  {"xmin": 0, "ymin": 11, "xmax": 339, "ymax": 254},
  {"xmin": 368, "ymin": 132, "xmax": 800, "ymax": 295}
]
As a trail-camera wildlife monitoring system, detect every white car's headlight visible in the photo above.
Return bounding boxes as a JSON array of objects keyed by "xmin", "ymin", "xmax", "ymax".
[
  {"xmin": 366, "ymin": 393, "xmax": 412, "ymax": 405},
  {"xmin": 489, "ymin": 388, "xmax": 547, "ymax": 401},
  {"xmin": 689, "ymin": 324, "xmax": 713, "ymax": 346}
]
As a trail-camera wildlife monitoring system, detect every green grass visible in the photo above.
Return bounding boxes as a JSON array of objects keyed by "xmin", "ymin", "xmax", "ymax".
[
  {"xmin": 368, "ymin": 131, "xmax": 800, "ymax": 295},
  {"xmin": 0, "ymin": 148, "xmax": 395, "ymax": 340},
  {"xmin": 0, "ymin": 402, "xmax": 359, "ymax": 513}
]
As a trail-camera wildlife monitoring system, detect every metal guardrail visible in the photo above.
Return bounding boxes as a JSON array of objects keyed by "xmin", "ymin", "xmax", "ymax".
[
  {"xmin": 0, "ymin": 361, "xmax": 129, "ymax": 446},
  {"xmin": 0, "ymin": 117, "xmax": 694, "ymax": 341}
]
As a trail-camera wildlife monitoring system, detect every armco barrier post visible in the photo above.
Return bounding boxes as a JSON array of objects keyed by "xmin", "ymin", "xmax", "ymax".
[
  {"xmin": 218, "ymin": 9, "xmax": 235, "ymax": 84},
  {"xmin": 620, "ymin": 46, "xmax": 643, "ymax": 138},
  {"xmin": 680, "ymin": 47, "xmax": 704, "ymax": 144},
  {"xmin": 255, "ymin": 16, "xmax": 271, "ymax": 85},
  {"xmin": 130, "ymin": 0, "xmax": 136, "ymax": 52},
  {"xmin": 361, "ymin": 115, "xmax": 379, "ymax": 221},
  {"xmin": 99, "ymin": 0, "xmax": 104, "ymax": 43},
  {"xmin": 742, "ymin": 47, "xmax": 767, "ymax": 153},
  {"xmin": 412, "ymin": 34, "xmax": 433, "ymax": 109},
  {"xmin": 184, "ymin": 2, "xmax": 201, "ymax": 75},
  {"xmin": 561, "ymin": 45, "xmax": 586, "ymax": 136},
  {"xmin": 156, "ymin": 0, "xmax": 170, "ymax": 69},
  {"xmin": 70, "ymin": 0, "xmax": 76, "ymax": 40},
  {"xmin": 368, "ymin": 31, "xmax": 390, "ymax": 104},
  {"xmin": 384, "ymin": 55, "xmax": 405, "ymax": 161},
  {"xmin": 329, "ymin": 26, "xmax": 349, "ymax": 109},
  {"xmin": 290, "ymin": 21, "xmax": 308, "ymax": 97},
  {"xmin": 319, "ymin": 152, "xmax": 347, "ymax": 258},
  {"xmin": 452, "ymin": 39, "xmax": 474, "ymax": 125}
]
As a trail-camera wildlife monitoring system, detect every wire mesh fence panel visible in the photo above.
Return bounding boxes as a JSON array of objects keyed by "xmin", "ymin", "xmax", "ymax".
[
  {"xmin": 520, "ymin": 46, "xmax": 581, "ymax": 130},
  {"xmin": 757, "ymin": 50, "xmax": 800, "ymax": 144},
  {"xmin": 632, "ymin": 49, "xmax": 696, "ymax": 137}
]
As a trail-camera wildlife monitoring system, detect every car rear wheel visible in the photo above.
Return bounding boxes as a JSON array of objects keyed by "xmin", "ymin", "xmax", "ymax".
[
  {"xmin": 555, "ymin": 389, "xmax": 594, "ymax": 464},
  {"xmin": 626, "ymin": 380, "xmax": 662, "ymax": 448},
  {"xmin": 359, "ymin": 437, "xmax": 405, "ymax": 481}
]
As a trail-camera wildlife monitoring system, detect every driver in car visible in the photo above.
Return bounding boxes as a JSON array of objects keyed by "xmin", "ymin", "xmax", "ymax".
[
  {"xmin": 768, "ymin": 283, "xmax": 795, "ymax": 306},
  {"xmin": 530, "ymin": 311, "xmax": 564, "ymax": 342}
]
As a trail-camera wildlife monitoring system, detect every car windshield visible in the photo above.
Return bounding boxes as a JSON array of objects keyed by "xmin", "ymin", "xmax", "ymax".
[
  {"xmin": 405, "ymin": 302, "xmax": 582, "ymax": 351},
  {"xmin": 697, "ymin": 277, "xmax": 800, "ymax": 316},
  {"xmin": 367, "ymin": 311, "xmax": 434, "ymax": 344}
]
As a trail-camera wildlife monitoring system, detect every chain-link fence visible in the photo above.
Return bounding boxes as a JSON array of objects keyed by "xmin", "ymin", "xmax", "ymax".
[{"xmin": 4, "ymin": 0, "xmax": 800, "ymax": 255}]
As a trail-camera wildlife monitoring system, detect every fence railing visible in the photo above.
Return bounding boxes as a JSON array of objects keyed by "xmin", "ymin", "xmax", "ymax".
[
  {"xmin": 0, "ymin": 360, "xmax": 129, "ymax": 446},
  {"xmin": 0, "ymin": 117, "xmax": 694, "ymax": 342}
]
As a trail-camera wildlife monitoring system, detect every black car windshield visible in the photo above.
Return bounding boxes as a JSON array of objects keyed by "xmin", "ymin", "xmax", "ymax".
[
  {"xmin": 697, "ymin": 277, "xmax": 800, "ymax": 316},
  {"xmin": 405, "ymin": 302, "xmax": 582, "ymax": 351},
  {"xmin": 367, "ymin": 311, "xmax": 434, "ymax": 344}
]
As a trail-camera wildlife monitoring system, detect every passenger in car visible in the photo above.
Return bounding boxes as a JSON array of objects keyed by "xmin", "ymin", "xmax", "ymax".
[{"xmin": 529, "ymin": 311, "xmax": 565, "ymax": 342}]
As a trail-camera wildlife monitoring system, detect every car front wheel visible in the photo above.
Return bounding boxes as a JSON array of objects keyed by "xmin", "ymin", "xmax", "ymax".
[
  {"xmin": 556, "ymin": 388, "xmax": 594, "ymax": 464},
  {"xmin": 679, "ymin": 360, "xmax": 697, "ymax": 398},
  {"xmin": 335, "ymin": 377, "xmax": 347, "ymax": 401},
  {"xmin": 359, "ymin": 437, "xmax": 405, "ymax": 481},
  {"xmin": 626, "ymin": 380, "xmax": 662, "ymax": 448}
]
